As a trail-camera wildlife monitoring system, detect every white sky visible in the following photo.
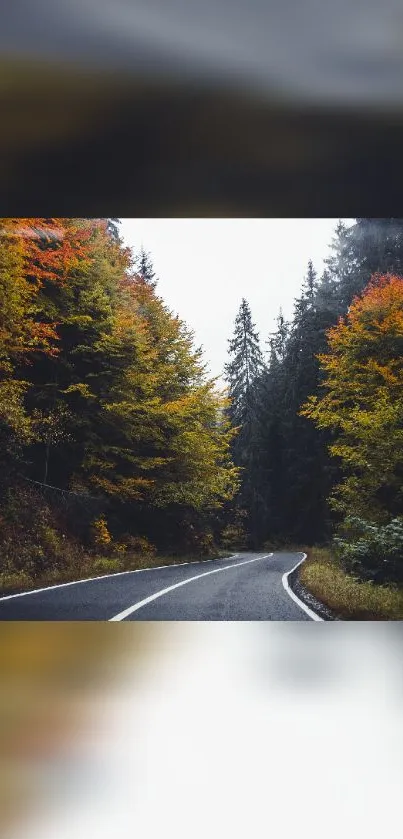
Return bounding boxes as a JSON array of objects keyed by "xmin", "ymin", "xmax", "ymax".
[{"xmin": 119, "ymin": 219, "xmax": 353, "ymax": 381}]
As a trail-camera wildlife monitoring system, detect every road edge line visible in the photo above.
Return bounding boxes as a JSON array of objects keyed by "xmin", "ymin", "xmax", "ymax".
[
  {"xmin": 0, "ymin": 554, "xmax": 241, "ymax": 603},
  {"xmin": 282, "ymin": 552, "xmax": 324, "ymax": 621},
  {"xmin": 109, "ymin": 553, "xmax": 273, "ymax": 621}
]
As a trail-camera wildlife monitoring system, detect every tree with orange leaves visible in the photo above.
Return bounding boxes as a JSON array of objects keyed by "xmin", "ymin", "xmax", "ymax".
[
  {"xmin": 0, "ymin": 219, "xmax": 61, "ymax": 467},
  {"xmin": 300, "ymin": 274, "xmax": 403, "ymax": 523},
  {"xmin": 1, "ymin": 218, "xmax": 239, "ymax": 525}
]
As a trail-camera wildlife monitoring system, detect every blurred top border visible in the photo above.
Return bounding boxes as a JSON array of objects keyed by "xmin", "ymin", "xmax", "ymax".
[{"xmin": 2, "ymin": 6, "xmax": 403, "ymax": 218}]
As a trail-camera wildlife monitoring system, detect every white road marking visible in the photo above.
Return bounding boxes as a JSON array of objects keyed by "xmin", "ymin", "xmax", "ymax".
[
  {"xmin": 109, "ymin": 554, "xmax": 273, "ymax": 621},
  {"xmin": 0, "ymin": 555, "xmax": 240, "ymax": 602},
  {"xmin": 282, "ymin": 552, "xmax": 323, "ymax": 621}
]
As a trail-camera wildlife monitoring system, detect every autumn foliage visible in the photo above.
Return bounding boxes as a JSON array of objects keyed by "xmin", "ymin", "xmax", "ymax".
[
  {"xmin": 300, "ymin": 274, "xmax": 403, "ymax": 579},
  {"xmin": 301, "ymin": 274, "xmax": 403, "ymax": 521},
  {"xmin": 0, "ymin": 218, "xmax": 239, "ymax": 586}
]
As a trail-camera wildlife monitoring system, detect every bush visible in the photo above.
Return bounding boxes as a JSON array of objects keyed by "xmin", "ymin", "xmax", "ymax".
[
  {"xmin": 114, "ymin": 541, "xmax": 128, "ymax": 555},
  {"xmin": 91, "ymin": 516, "xmax": 112, "ymax": 552},
  {"xmin": 0, "ymin": 569, "xmax": 33, "ymax": 592},
  {"xmin": 334, "ymin": 516, "xmax": 403, "ymax": 583},
  {"xmin": 0, "ymin": 485, "xmax": 83, "ymax": 577},
  {"xmin": 220, "ymin": 523, "xmax": 248, "ymax": 551},
  {"xmin": 90, "ymin": 557, "xmax": 124, "ymax": 576},
  {"xmin": 195, "ymin": 531, "xmax": 216, "ymax": 555},
  {"xmin": 124, "ymin": 535, "xmax": 157, "ymax": 557},
  {"xmin": 300, "ymin": 547, "xmax": 403, "ymax": 620}
]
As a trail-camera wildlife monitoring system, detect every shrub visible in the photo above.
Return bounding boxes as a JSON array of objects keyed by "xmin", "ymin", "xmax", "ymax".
[
  {"xmin": 0, "ymin": 569, "xmax": 33, "ymax": 592},
  {"xmin": 334, "ymin": 515, "xmax": 403, "ymax": 583},
  {"xmin": 91, "ymin": 516, "xmax": 112, "ymax": 552},
  {"xmin": 113, "ymin": 541, "xmax": 128, "ymax": 555},
  {"xmin": 195, "ymin": 530, "xmax": 217, "ymax": 556},
  {"xmin": 300, "ymin": 547, "xmax": 403, "ymax": 620},
  {"xmin": 0, "ymin": 485, "xmax": 80, "ymax": 577},
  {"xmin": 124, "ymin": 535, "xmax": 157, "ymax": 557},
  {"xmin": 90, "ymin": 557, "xmax": 124, "ymax": 576},
  {"xmin": 220, "ymin": 523, "xmax": 248, "ymax": 551}
]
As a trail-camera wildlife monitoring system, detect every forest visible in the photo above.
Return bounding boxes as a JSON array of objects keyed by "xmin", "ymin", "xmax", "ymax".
[
  {"xmin": 0, "ymin": 217, "xmax": 402, "ymax": 606},
  {"xmin": 226, "ymin": 218, "xmax": 403, "ymax": 606}
]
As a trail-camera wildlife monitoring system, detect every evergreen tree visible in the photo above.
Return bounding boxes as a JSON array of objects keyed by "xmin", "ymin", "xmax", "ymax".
[
  {"xmin": 253, "ymin": 261, "xmax": 340, "ymax": 545},
  {"xmin": 227, "ymin": 220, "xmax": 403, "ymax": 553},
  {"xmin": 280, "ymin": 261, "xmax": 335, "ymax": 541},
  {"xmin": 255, "ymin": 265, "xmax": 331, "ymax": 543},
  {"xmin": 106, "ymin": 218, "xmax": 121, "ymax": 242},
  {"xmin": 252, "ymin": 220, "xmax": 403, "ymax": 546},
  {"xmin": 326, "ymin": 218, "xmax": 403, "ymax": 312},
  {"xmin": 224, "ymin": 298, "xmax": 264, "ymax": 547},
  {"xmin": 224, "ymin": 299, "xmax": 264, "ymax": 426},
  {"xmin": 253, "ymin": 310, "xmax": 289, "ymax": 543},
  {"xmin": 135, "ymin": 247, "xmax": 158, "ymax": 289}
]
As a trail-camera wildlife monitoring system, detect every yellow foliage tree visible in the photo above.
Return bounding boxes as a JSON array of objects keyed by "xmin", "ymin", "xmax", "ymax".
[{"xmin": 300, "ymin": 274, "xmax": 403, "ymax": 522}]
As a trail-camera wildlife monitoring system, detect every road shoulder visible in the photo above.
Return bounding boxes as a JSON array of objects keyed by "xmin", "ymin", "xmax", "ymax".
[{"xmin": 286, "ymin": 555, "xmax": 337, "ymax": 621}]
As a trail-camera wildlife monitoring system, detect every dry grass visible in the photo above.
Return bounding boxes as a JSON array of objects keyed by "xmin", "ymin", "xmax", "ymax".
[{"xmin": 300, "ymin": 547, "xmax": 403, "ymax": 620}]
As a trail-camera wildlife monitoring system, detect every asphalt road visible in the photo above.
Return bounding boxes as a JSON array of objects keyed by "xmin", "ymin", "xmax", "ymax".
[{"xmin": 0, "ymin": 552, "xmax": 315, "ymax": 621}]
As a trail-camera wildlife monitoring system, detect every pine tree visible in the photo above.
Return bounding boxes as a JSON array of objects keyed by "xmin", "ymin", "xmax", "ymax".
[
  {"xmin": 224, "ymin": 299, "xmax": 264, "ymax": 426},
  {"xmin": 106, "ymin": 218, "xmax": 121, "ymax": 242},
  {"xmin": 326, "ymin": 218, "xmax": 403, "ymax": 312},
  {"xmin": 253, "ymin": 310, "xmax": 290, "ymax": 543},
  {"xmin": 304, "ymin": 258, "xmax": 316, "ymax": 302},
  {"xmin": 224, "ymin": 298, "xmax": 264, "ymax": 547},
  {"xmin": 135, "ymin": 247, "xmax": 158, "ymax": 289},
  {"xmin": 227, "ymin": 220, "xmax": 403, "ymax": 551},
  {"xmin": 254, "ymin": 263, "xmax": 336, "ymax": 545},
  {"xmin": 280, "ymin": 261, "xmax": 335, "ymax": 541}
]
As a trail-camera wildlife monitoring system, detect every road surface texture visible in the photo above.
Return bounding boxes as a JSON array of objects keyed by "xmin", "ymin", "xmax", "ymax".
[{"xmin": 0, "ymin": 552, "xmax": 316, "ymax": 621}]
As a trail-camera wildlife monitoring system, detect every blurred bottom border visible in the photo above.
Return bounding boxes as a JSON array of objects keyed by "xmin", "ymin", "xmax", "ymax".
[{"xmin": 1, "ymin": 621, "xmax": 402, "ymax": 839}]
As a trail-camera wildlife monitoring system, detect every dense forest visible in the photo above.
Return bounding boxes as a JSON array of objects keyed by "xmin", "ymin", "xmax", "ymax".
[
  {"xmin": 225, "ymin": 218, "xmax": 403, "ymax": 586},
  {"xmin": 0, "ymin": 217, "xmax": 402, "ymax": 593},
  {"xmin": 0, "ymin": 218, "xmax": 239, "ymax": 589}
]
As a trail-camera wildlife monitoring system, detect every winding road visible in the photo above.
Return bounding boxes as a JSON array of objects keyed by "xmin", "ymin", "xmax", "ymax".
[{"xmin": 0, "ymin": 552, "xmax": 321, "ymax": 621}]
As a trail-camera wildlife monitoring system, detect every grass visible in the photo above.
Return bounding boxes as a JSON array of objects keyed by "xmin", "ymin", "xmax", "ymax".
[
  {"xmin": 0, "ymin": 548, "xmax": 232, "ymax": 597},
  {"xmin": 299, "ymin": 547, "xmax": 403, "ymax": 620}
]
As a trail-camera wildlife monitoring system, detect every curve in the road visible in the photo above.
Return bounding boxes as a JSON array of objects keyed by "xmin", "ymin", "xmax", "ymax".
[
  {"xmin": 282, "ymin": 552, "xmax": 323, "ymax": 621},
  {"xmin": 109, "ymin": 553, "xmax": 272, "ymax": 621},
  {"xmin": 0, "ymin": 552, "xmax": 323, "ymax": 621}
]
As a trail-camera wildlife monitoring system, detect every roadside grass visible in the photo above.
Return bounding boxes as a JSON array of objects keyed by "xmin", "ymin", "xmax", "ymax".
[
  {"xmin": 300, "ymin": 547, "xmax": 403, "ymax": 620},
  {"xmin": 0, "ymin": 548, "xmax": 232, "ymax": 597}
]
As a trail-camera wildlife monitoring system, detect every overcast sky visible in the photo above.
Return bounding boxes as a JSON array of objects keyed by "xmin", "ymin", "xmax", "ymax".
[{"xmin": 119, "ymin": 219, "xmax": 353, "ymax": 381}]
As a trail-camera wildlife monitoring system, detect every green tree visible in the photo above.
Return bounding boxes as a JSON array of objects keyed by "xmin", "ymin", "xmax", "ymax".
[
  {"xmin": 224, "ymin": 298, "xmax": 265, "ymax": 547},
  {"xmin": 252, "ymin": 311, "xmax": 289, "ymax": 543},
  {"xmin": 135, "ymin": 247, "xmax": 158, "ymax": 289},
  {"xmin": 326, "ymin": 218, "xmax": 403, "ymax": 312},
  {"xmin": 6, "ymin": 219, "xmax": 239, "ymax": 558}
]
